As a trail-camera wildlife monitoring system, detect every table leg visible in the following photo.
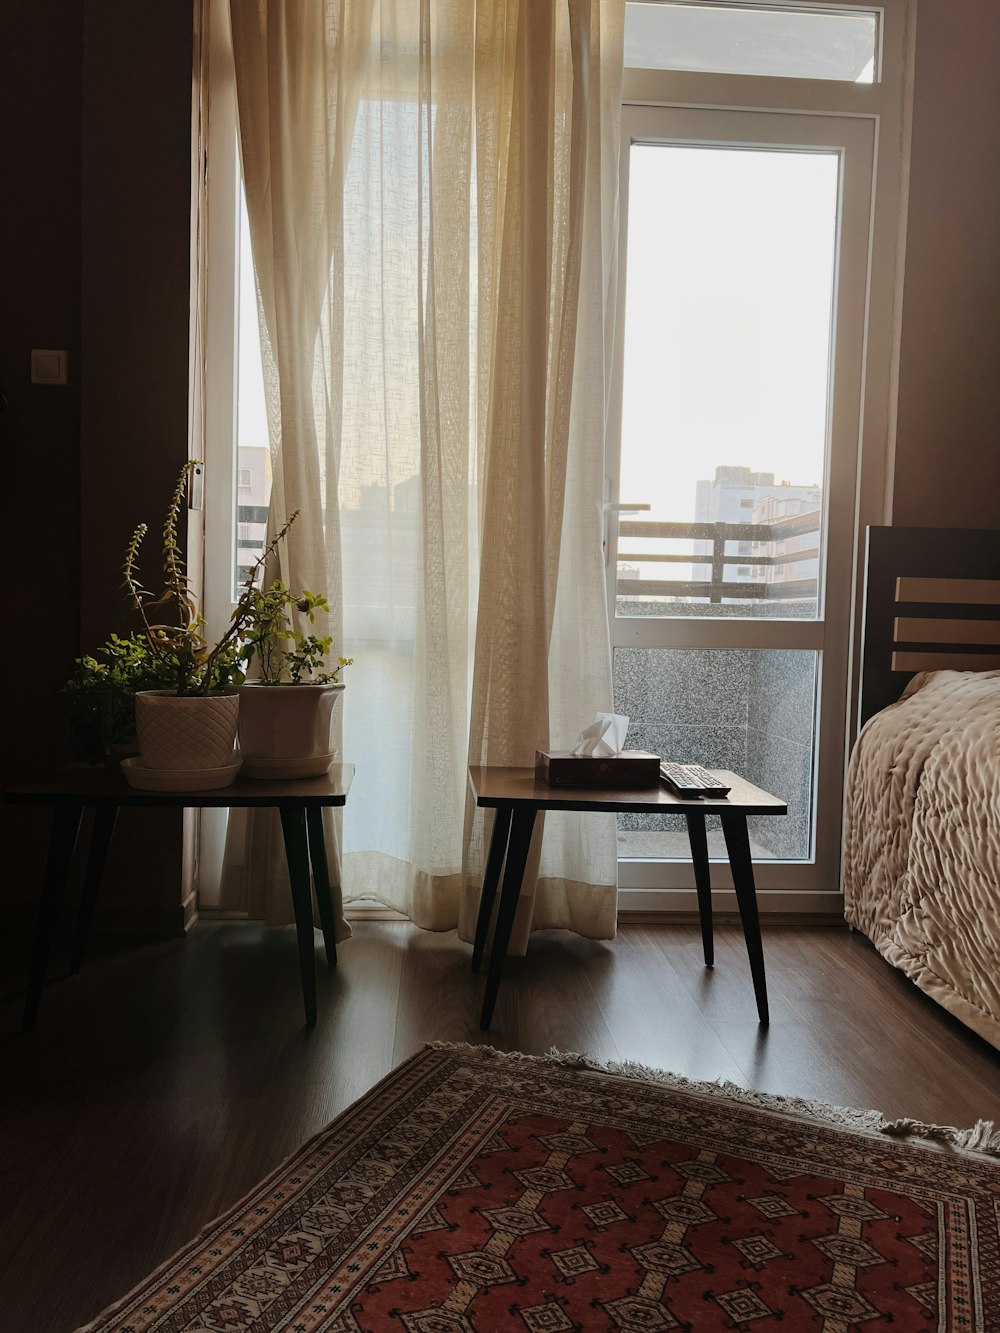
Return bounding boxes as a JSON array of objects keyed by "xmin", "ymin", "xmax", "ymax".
[
  {"xmin": 480, "ymin": 806, "xmax": 537, "ymax": 1030},
  {"xmin": 721, "ymin": 811, "xmax": 769, "ymax": 1025},
  {"xmin": 280, "ymin": 807, "xmax": 318, "ymax": 1026},
  {"xmin": 684, "ymin": 809, "xmax": 714, "ymax": 968},
  {"xmin": 306, "ymin": 806, "xmax": 337, "ymax": 970},
  {"xmin": 70, "ymin": 804, "xmax": 119, "ymax": 974},
  {"xmin": 23, "ymin": 803, "xmax": 83, "ymax": 1033},
  {"xmin": 472, "ymin": 805, "xmax": 512, "ymax": 974}
]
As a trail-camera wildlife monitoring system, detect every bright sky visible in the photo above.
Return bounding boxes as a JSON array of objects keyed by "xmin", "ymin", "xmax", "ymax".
[{"xmin": 619, "ymin": 144, "xmax": 839, "ymax": 522}]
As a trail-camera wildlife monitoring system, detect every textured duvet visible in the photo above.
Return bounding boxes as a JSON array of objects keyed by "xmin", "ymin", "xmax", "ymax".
[{"xmin": 843, "ymin": 669, "xmax": 1000, "ymax": 1049}]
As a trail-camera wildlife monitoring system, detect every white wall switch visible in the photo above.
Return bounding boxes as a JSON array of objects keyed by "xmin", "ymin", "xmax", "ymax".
[{"xmin": 31, "ymin": 349, "xmax": 68, "ymax": 385}]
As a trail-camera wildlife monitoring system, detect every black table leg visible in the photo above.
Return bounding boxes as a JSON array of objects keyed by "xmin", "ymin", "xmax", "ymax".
[
  {"xmin": 480, "ymin": 806, "xmax": 537, "ymax": 1030},
  {"xmin": 472, "ymin": 805, "xmax": 512, "ymax": 974},
  {"xmin": 70, "ymin": 804, "xmax": 118, "ymax": 974},
  {"xmin": 684, "ymin": 809, "xmax": 714, "ymax": 968},
  {"xmin": 280, "ymin": 807, "xmax": 318, "ymax": 1026},
  {"xmin": 23, "ymin": 803, "xmax": 83, "ymax": 1033},
  {"xmin": 306, "ymin": 805, "xmax": 337, "ymax": 969},
  {"xmin": 721, "ymin": 811, "xmax": 769, "ymax": 1025}
]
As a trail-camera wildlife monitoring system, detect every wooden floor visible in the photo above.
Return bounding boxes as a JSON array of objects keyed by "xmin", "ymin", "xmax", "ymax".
[{"xmin": 1, "ymin": 919, "xmax": 997, "ymax": 1332}]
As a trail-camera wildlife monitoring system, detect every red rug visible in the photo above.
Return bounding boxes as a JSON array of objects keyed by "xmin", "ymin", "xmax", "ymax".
[{"xmin": 81, "ymin": 1044, "xmax": 1000, "ymax": 1332}]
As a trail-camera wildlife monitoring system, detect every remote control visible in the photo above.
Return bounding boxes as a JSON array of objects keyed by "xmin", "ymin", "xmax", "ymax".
[{"xmin": 659, "ymin": 762, "xmax": 731, "ymax": 798}]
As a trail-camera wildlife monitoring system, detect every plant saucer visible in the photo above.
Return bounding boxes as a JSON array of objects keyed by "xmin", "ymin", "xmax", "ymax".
[{"xmin": 121, "ymin": 755, "xmax": 242, "ymax": 792}]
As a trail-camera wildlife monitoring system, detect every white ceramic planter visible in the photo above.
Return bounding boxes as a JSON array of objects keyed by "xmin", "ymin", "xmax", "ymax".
[
  {"xmin": 237, "ymin": 682, "xmax": 345, "ymax": 779},
  {"xmin": 134, "ymin": 690, "xmax": 240, "ymax": 772}
]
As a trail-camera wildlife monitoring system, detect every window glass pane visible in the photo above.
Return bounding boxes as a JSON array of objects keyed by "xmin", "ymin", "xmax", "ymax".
[
  {"xmin": 618, "ymin": 143, "xmax": 838, "ymax": 620},
  {"xmin": 625, "ymin": 3, "xmax": 877, "ymax": 83},
  {"xmin": 614, "ymin": 647, "xmax": 817, "ymax": 860},
  {"xmin": 236, "ymin": 186, "xmax": 271, "ymax": 597}
]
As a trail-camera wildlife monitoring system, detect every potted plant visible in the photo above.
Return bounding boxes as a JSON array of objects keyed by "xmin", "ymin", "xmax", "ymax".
[
  {"xmin": 64, "ymin": 632, "xmax": 176, "ymax": 765},
  {"xmin": 234, "ymin": 577, "xmax": 352, "ymax": 779},
  {"xmin": 120, "ymin": 461, "xmax": 287, "ymax": 788}
]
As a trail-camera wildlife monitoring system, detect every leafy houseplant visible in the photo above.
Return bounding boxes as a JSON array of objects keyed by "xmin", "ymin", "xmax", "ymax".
[
  {"xmin": 239, "ymin": 581, "xmax": 351, "ymax": 686},
  {"xmin": 235, "ymin": 575, "xmax": 353, "ymax": 779},
  {"xmin": 69, "ymin": 459, "xmax": 352, "ymax": 785},
  {"xmin": 64, "ymin": 633, "xmax": 175, "ymax": 764},
  {"xmin": 122, "ymin": 461, "xmax": 250, "ymax": 697},
  {"xmin": 119, "ymin": 461, "xmax": 290, "ymax": 782}
]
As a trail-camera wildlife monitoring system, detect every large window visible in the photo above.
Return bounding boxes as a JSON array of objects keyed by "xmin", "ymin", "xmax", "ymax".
[
  {"xmin": 610, "ymin": 1, "xmax": 911, "ymax": 914},
  {"xmin": 202, "ymin": 0, "xmax": 911, "ymax": 918}
]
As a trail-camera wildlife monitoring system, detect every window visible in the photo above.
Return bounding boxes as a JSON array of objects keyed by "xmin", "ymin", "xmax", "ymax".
[
  {"xmin": 610, "ymin": 1, "xmax": 910, "ymax": 913},
  {"xmin": 624, "ymin": 2, "xmax": 879, "ymax": 83},
  {"xmin": 202, "ymin": 0, "xmax": 910, "ymax": 919}
]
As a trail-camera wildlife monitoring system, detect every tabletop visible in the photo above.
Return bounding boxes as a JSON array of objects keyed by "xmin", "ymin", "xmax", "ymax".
[
  {"xmin": 4, "ymin": 764, "xmax": 355, "ymax": 809},
  {"xmin": 468, "ymin": 766, "xmax": 786, "ymax": 815}
]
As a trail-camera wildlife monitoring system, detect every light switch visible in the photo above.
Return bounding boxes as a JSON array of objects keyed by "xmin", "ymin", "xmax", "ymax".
[{"xmin": 31, "ymin": 349, "xmax": 68, "ymax": 385}]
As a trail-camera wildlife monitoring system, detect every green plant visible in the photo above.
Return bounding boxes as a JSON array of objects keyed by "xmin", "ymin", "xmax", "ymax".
[
  {"xmin": 64, "ymin": 632, "xmax": 176, "ymax": 763},
  {"xmin": 238, "ymin": 580, "xmax": 353, "ymax": 684},
  {"xmin": 121, "ymin": 461, "xmax": 290, "ymax": 695}
]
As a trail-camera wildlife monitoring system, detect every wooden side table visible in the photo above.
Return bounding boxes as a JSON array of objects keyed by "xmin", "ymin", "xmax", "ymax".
[
  {"xmin": 5, "ymin": 765, "xmax": 354, "ymax": 1031},
  {"xmin": 469, "ymin": 766, "xmax": 787, "ymax": 1030}
]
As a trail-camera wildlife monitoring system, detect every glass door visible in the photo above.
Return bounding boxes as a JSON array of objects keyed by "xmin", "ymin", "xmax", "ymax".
[{"xmin": 609, "ymin": 105, "xmax": 875, "ymax": 901}]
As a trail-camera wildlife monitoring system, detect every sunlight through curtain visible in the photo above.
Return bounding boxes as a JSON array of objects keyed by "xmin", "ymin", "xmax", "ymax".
[{"xmin": 226, "ymin": 0, "xmax": 624, "ymax": 948}]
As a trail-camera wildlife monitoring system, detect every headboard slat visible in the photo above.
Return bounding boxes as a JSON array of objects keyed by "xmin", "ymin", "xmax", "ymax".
[
  {"xmin": 891, "ymin": 650, "xmax": 1000, "ymax": 673},
  {"xmin": 859, "ymin": 527, "xmax": 1000, "ymax": 730},
  {"xmin": 894, "ymin": 616, "xmax": 1000, "ymax": 645},
  {"xmin": 896, "ymin": 576, "xmax": 1000, "ymax": 605}
]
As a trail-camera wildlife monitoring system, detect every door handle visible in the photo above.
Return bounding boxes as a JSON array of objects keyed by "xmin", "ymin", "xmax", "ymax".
[{"xmin": 603, "ymin": 502, "xmax": 651, "ymax": 566}]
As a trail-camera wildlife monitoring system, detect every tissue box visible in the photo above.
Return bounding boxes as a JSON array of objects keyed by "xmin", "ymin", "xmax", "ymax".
[{"xmin": 535, "ymin": 750, "xmax": 660, "ymax": 788}]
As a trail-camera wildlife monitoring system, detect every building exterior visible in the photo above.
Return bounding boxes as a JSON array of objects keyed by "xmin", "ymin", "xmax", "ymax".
[
  {"xmin": 236, "ymin": 445, "xmax": 271, "ymax": 588},
  {"xmin": 694, "ymin": 465, "xmax": 821, "ymax": 593},
  {"xmin": 750, "ymin": 491, "xmax": 821, "ymax": 595}
]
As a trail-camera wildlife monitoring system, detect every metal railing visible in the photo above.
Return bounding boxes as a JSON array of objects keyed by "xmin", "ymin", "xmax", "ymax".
[{"xmin": 617, "ymin": 513, "xmax": 821, "ymax": 604}]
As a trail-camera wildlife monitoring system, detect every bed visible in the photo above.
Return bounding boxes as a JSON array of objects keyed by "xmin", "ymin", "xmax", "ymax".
[{"xmin": 843, "ymin": 526, "xmax": 1000, "ymax": 1049}]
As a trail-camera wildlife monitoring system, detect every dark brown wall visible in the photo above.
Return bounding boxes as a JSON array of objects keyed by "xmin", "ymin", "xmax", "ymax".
[
  {"xmin": 1, "ymin": 0, "xmax": 83, "ymax": 780},
  {"xmin": 2, "ymin": 0, "xmax": 195, "ymax": 930},
  {"xmin": 893, "ymin": 0, "xmax": 1000, "ymax": 528},
  {"xmin": 81, "ymin": 0, "xmax": 196, "ymax": 646}
]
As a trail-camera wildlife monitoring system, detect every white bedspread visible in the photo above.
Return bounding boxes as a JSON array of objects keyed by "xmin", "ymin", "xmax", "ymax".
[{"xmin": 843, "ymin": 669, "xmax": 1000, "ymax": 1049}]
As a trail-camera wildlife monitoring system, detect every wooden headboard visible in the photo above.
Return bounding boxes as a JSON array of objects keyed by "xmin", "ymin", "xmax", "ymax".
[{"xmin": 859, "ymin": 526, "xmax": 1000, "ymax": 729}]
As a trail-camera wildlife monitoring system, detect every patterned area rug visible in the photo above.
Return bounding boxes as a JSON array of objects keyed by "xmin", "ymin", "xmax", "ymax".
[{"xmin": 81, "ymin": 1044, "xmax": 1000, "ymax": 1332}]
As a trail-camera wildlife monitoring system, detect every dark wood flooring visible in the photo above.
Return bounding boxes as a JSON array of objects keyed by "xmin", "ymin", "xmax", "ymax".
[{"xmin": 1, "ymin": 919, "xmax": 997, "ymax": 1332}]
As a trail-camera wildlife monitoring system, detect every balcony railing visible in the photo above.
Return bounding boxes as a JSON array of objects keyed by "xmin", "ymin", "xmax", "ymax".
[{"xmin": 617, "ymin": 513, "xmax": 821, "ymax": 604}]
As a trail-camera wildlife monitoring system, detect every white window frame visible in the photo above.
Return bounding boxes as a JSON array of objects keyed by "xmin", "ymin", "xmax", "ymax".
[
  {"xmin": 610, "ymin": 0, "xmax": 914, "ymax": 917},
  {"xmin": 199, "ymin": 0, "xmax": 243, "ymax": 913}
]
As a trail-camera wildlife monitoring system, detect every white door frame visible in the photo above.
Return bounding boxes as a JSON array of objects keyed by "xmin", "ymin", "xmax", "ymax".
[{"xmin": 609, "ymin": 104, "xmax": 877, "ymax": 910}]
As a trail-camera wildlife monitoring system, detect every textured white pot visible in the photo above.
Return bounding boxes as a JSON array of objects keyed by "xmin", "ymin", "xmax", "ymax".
[
  {"xmin": 237, "ymin": 682, "xmax": 345, "ymax": 779},
  {"xmin": 134, "ymin": 690, "xmax": 240, "ymax": 772}
]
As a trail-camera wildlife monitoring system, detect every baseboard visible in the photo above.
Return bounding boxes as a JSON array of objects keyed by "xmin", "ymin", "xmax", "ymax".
[
  {"xmin": 92, "ymin": 902, "xmax": 193, "ymax": 936},
  {"xmin": 617, "ymin": 909, "xmax": 846, "ymax": 926},
  {"xmin": 2, "ymin": 903, "xmax": 191, "ymax": 937},
  {"xmin": 617, "ymin": 888, "xmax": 844, "ymax": 918}
]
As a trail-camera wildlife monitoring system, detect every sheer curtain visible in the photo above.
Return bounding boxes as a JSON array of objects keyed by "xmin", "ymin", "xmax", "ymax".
[{"xmin": 227, "ymin": 0, "xmax": 624, "ymax": 947}]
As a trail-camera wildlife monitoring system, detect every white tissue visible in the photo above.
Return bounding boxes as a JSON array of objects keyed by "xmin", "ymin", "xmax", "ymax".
[{"xmin": 571, "ymin": 712, "xmax": 629, "ymax": 758}]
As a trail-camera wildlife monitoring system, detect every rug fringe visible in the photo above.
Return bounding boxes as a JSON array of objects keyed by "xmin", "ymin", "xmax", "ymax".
[{"xmin": 427, "ymin": 1041, "xmax": 1000, "ymax": 1159}]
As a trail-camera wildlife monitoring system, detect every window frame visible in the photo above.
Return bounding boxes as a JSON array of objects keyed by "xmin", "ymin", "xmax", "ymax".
[{"xmin": 609, "ymin": 0, "xmax": 914, "ymax": 916}]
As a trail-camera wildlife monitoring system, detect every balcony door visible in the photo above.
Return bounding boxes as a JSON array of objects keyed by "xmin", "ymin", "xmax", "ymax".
[{"xmin": 608, "ymin": 105, "xmax": 875, "ymax": 908}]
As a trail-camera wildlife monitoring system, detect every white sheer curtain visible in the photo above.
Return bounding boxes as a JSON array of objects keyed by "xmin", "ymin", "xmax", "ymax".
[{"xmin": 227, "ymin": 0, "xmax": 624, "ymax": 948}]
